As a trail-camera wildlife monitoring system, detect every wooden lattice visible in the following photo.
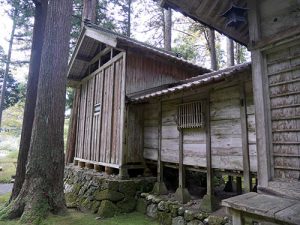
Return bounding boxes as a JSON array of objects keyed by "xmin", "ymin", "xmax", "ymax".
[{"xmin": 177, "ymin": 101, "xmax": 204, "ymax": 129}]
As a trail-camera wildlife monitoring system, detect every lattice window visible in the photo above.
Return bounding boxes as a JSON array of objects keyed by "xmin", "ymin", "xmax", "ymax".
[{"xmin": 177, "ymin": 101, "xmax": 204, "ymax": 129}]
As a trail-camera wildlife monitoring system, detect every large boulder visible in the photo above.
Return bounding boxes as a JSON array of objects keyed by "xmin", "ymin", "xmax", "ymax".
[
  {"xmin": 117, "ymin": 197, "xmax": 137, "ymax": 213},
  {"xmin": 119, "ymin": 181, "xmax": 136, "ymax": 196},
  {"xmin": 147, "ymin": 203, "xmax": 158, "ymax": 218}
]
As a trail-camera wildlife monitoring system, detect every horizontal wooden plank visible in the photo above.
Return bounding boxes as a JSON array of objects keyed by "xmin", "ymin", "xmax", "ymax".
[{"xmin": 143, "ymin": 148, "xmax": 158, "ymax": 160}]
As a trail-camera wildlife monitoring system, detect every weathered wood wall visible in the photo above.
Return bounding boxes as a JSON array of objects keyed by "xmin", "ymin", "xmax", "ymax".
[
  {"xmin": 75, "ymin": 53, "xmax": 125, "ymax": 167},
  {"xmin": 143, "ymin": 78, "xmax": 257, "ymax": 172},
  {"xmin": 265, "ymin": 41, "xmax": 300, "ymax": 180},
  {"xmin": 126, "ymin": 51, "xmax": 204, "ymax": 94}
]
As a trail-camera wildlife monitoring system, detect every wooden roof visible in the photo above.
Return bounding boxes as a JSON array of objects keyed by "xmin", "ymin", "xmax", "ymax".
[
  {"xmin": 68, "ymin": 24, "xmax": 210, "ymax": 81},
  {"xmin": 130, "ymin": 62, "xmax": 251, "ymax": 102},
  {"xmin": 161, "ymin": 0, "xmax": 249, "ymax": 46}
]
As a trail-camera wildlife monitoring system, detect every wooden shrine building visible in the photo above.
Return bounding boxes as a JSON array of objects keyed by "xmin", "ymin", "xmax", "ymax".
[
  {"xmin": 160, "ymin": 0, "xmax": 300, "ymax": 224},
  {"xmin": 67, "ymin": 24, "xmax": 210, "ymax": 176}
]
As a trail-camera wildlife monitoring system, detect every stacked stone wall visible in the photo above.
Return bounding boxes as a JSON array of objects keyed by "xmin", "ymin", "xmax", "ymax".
[{"xmin": 64, "ymin": 165, "xmax": 155, "ymax": 218}]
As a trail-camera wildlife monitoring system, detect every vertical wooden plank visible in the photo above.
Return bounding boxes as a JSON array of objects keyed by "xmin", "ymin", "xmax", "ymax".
[
  {"xmin": 98, "ymin": 70, "xmax": 104, "ymax": 162},
  {"xmin": 109, "ymin": 62, "xmax": 116, "ymax": 163},
  {"xmin": 240, "ymin": 82, "xmax": 251, "ymax": 192},
  {"xmin": 119, "ymin": 53, "xmax": 127, "ymax": 177}
]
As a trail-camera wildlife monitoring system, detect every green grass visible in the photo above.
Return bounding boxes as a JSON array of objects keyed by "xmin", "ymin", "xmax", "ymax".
[
  {"xmin": 0, "ymin": 151, "xmax": 18, "ymax": 183},
  {"xmin": 0, "ymin": 210, "xmax": 158, "ymax": 225}
]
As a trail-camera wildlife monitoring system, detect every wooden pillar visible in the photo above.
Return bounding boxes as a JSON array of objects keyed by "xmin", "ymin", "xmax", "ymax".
[
  {"xmin": 201, "ymin": 97, "xmax": 216, "ymax": 212},
  {"xmin": 153, "ymin": 100, "xmax": 168, "ymax": 194},
  {"xmin": 105, "ymin": 166, "xmax": 113, "ymax": 175},
  {"xmin": 175, "ymin": 128, "xmax": 190, "ymax": 203},
  {"xmin": 240, "ymin": 82, "xmax": 251, "ymax": 192},
  {"xmin": 247, "ymin": 0, "xmax": 272, "ymax": 188}
]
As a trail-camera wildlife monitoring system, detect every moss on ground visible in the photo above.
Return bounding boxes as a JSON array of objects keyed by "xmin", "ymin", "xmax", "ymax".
[{"xmin": 0, "ymin": 193, "xmax": 158, "ymax": 225}]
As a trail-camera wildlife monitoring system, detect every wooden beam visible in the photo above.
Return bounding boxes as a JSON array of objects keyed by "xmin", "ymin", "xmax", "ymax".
[{"xmin": 240, "ymin": 82, "xmax": 251, "ymax": 192}]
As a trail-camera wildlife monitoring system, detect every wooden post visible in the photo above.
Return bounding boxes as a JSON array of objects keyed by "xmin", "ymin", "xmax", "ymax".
[
  {"xmin": 73, "ymin": 159, "xmax": 79, "ymax": 166},
  {"xmin": 201, "ymin": 97, "xmax": 216, "ymax": 212},
  {"xmin": 105, "ymin": 166, "xmax": 113, "ymax": 175},
  {"xmin": 247, "ymin": 0, "xmax": 272, "ymax": 188},
  {"xmin": 175, "ymin": 128, "xmax": 190, "ymax": 203},
  {"xmin": 152, "ymin": 100, "xmax": 167, "ymax": 194},
  {"xmin": 240, "ymin": 82, "xmax": 251, "ymax": 192}
]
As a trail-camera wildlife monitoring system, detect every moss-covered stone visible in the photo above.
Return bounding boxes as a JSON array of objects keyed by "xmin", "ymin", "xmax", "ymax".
[
  {"xmin": 170, "ymin": 204, "xmax": 180, "ymax": 217},
  {"xmin": 158, "ymin": 211, "xmax": 172, "ymax": 225},
  {"xmin": 172, "ymin": 216, "xmax": 185, "ymax": 225},
  {"xmin": 187, "ymin": 220, "xmax": 204, "ymax": 225},
  {"xmin": 194, "ymin": 212, "xmax": 208, "ymax": 221},
  {"xmin": 97, "ymin": 200, "xmax": 119, "ymax": 218},
  {"xmin": 91, "ymin": 201, "xmax": 101, "ymax": 213},
  {"xmin": 117, "ymin": 197, "xmax": 137, "ymax": 213},
  {"xmin": 207, "ymin": 215, "xmax": 226, "ymax": 225},
  {"xmin": 65, "ymin": 192, "xmax": 78, "ymax": 207},
  {"xmin": 80, "ymin": 198, "xmax": 93, "ymax": 210},
  {"xmin": 102, "ymin": 180, "xmax": 119, "ymax": 191},
  {"xmin": 73, "ymin": 183, "xmax": 82, "ymax": 195},
  {"xmin": 119, "ymin": 181, "xmax": 136, "ymax": 196},
  {"xmin": 94, "ymin": 189, "xmax": 124, "ymax": 202},
  {"xmin": 201, "ymin": 195, "xmax": 218, "ymax": 212},
  {"xmin": 136, "ymin": 198, "xmax": 148, "ymax": 214}
]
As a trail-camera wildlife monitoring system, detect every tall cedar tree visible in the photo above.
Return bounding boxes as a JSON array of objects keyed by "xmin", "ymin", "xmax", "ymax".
[
  {"xmin": 10, "ymin": 0, "xmax": 48, "ymax": 202},
  {"xmin": 0, "ymin": 0, "xmax": 72, "ymax": 222},
  {"xmin": 163, "ymin": 8, "xmax": 172, "ymax": 51}
]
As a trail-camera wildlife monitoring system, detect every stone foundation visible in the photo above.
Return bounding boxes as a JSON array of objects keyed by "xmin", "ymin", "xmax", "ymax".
[
  {"xmin": 64, "ymin": 165, "xmax": 155, "ymax": 218},
  {"xmin": 137, "ymin": 193, "xmax": 231, "ymax": 225}
]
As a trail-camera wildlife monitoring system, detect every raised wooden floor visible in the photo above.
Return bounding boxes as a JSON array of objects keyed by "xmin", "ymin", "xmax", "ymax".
[{"xmin": 222, "ymin": 192, "xmax": 300, "ymax": 225}]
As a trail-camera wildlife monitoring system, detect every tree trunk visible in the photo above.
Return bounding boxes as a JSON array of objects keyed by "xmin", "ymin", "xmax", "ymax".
[
  {"xmin": 227, "ymin": 38, "xmax": 234, "ymax": 67},
  {"xmin": 0, "ymin": 0, "xmax": 72, "ymax": 222},
  {"xmin": 164, "ymin": 8, "xmax": 172, "ymax": 51},
  {"xmin": 0, "ymin": 6, "xmax": 18, "ymax": 128},
  {"xmin": 82, "ymin": 0, "xmax": 97, "ymax": 25},
  {"xmin": 65, "ymin": 90, "xmax": 80, "ymax": 164},
  {"xmin": 127, "ymin": 0, "xmax": 132, "ymax": 37},
  {"xmin": 10, "ymin": 0, "xmax": 48, "ymax": 202},
  {"xmin": 207, "ymin": 28, "xmax": 218, "ymax": 70}
]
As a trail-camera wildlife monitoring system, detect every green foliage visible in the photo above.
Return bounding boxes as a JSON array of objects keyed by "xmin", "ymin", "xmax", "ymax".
[{"xmin": 173, "ymin": 35, "xmax": 198, "ymax": 61}]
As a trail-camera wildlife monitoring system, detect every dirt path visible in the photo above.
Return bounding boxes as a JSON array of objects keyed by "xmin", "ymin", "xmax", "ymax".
[{"xmin": 0, "ymin": 183, "xmax": 13, "ymax": 195}]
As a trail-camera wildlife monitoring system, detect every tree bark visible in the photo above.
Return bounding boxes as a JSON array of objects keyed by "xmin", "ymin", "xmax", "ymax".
[
  {"xmin": 0, "ymin": 0, "xmax": 72, "ymax": 222},
  {"xmin": 127, "ymin": 0, "xmax": 132, "ymax": 37},
  {"xmin": 164, "ymin": 8, "xmax": 172, "ymax": 51},
  {"xmin": 82, "ymin": 0, "xmax": 97, "ymax": 25},
  {"xmin": 207, "ymin": 28, "xmax": 218, "ymax": 71},
  {"xmin": 0, "ymin": 6, "xmax": 18, "ymax": 128},
  {"xmin": 227, "ymin": 38, "xmax": 234, "ymax": 67},
  {"xmin": 10, "ymin": 0, "xmax": 48, "ymax": 202}
]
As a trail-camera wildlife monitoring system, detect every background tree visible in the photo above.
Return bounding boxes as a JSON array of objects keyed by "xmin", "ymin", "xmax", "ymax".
[
  {"xmin": 227, "ymin": 38, "xmax": 234, "ymax": 67},
  {"xmin": 163, "ymin": 8, "xmax": 172, "ymax": 51},
  {"xmin": 9, "ymin": 0, "xmax": 48, "ymax": 202},
  {"xmin": 0, "ymin": 0, "xmax": 73, "ymax": 222}
]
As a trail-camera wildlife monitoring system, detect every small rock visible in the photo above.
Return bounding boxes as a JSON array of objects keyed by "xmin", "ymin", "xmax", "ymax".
[
  {"xmin": 147, "ymin": 203, "xmax": 158, "ymax": 218},
  {"xmin": 184, "ymin": 210, "xmax": 194, "ymax": 221},
  {"xmin": 172, "ymin": 216, "xmax": 185, "ymax": 225},
  {"xmin": 194, "ymin": 212, "xmax": 208, "ymax": 221},
  {"xmin": 152, "ymin": 196, "xmax": 162, "ymax": 204},
  {"xmin": 178, "ymin": 207, "xmax": 185, "ymax": 216},
  {"xmin": 170, "ymin": 204, "xmax": 180, "ymax": 217},
  {"xmin": 158, "ymin": 201, "xmax": 169, "ymax": 212},
  {"xmin": 187, "ymin": 220, "xmax": 204, "ymax": 225},
  {"xmin": 146, "ymin": 194, "xmax": 155, "ymax": 202},
  {"xmin": 141, "ymin": 192, "xmax": 149, "ymax": 198}
]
